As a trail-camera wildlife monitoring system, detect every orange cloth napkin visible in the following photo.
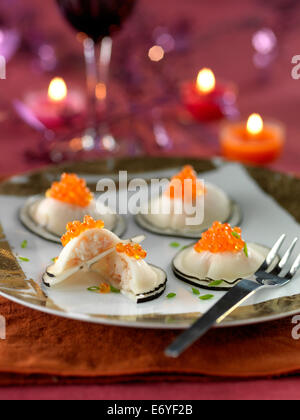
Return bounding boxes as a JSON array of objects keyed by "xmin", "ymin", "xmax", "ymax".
[{"xmin": 0, "ymin": 296, "xmax": 300, "ymax": 385}]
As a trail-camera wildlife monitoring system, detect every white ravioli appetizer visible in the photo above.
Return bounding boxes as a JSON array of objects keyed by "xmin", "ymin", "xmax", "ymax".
[
  {"xmin": 137, "ymin": 166, "xmax": 235, "ymax": 238},
  {"xmin": 30, "ymin": 173, "xmax": 116, "ymax": 237},
  {"xmin": 43, "ymin": 216, "xmax": 167, "ymax": 303},
  {"xmin": 173, "ymin": 222, "xmax": 269, "ymax": 291}
]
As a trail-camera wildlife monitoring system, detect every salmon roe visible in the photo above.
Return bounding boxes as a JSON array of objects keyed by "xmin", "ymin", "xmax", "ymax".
[
  {"xmin": 46, "ymin": 173, "xmax": 93, "ymax": 208},
  {"xmin": 194, "ymin": 221, "xmax": 245, "ymax": 254},
  {"xmin": 116, "ymin": 242, "xmax": 147, "ymax": 260},
  {"xmin": 165, "ymin": 165, "xmax": 206, "ymax": 200},
  {"xmin": 99, "ymin": 282, "xmax": 111, "ymax": 294},
  {"xmin": 61, "ymin": 215, "xmax": 104, "ymax": 247}
]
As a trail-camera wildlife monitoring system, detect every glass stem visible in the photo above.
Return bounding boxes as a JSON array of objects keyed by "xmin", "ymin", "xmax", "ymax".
[
  {"xmin": 83, "ymin": 37, "xmax": 98, "ymax": 135},
  {"xmin": 97, "ymin": 36, "xmax": 113, "ymax": 118},
  {"xmin": 97, "ymin": 37, "xmax": 117, "ymax": 152}
]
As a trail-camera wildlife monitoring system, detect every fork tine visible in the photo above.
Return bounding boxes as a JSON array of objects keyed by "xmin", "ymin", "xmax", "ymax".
[
  {"xmin": 288, "ymin": 253, "xmax": 300, "ymax": 279},
  {"xmin": 270, "ymin": 238, "xmax": 298, "ymax": 275},
  {"xmin": 262, "ymin": 234, "xmax": 286, "ymax": 270}
]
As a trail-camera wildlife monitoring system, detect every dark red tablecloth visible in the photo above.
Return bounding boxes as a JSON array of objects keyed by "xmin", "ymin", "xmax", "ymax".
[
  {"xmin": 0, "ymin": 0, "xmax": 300, "ymax": 400},
  {"xmin": 1, "ymin": 378, "xmax": 300, "ymax": 401}
]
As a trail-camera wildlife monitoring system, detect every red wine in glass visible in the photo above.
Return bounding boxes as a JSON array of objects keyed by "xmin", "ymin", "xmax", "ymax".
[
  {"xmin": 56, "ymin": 0, "xmax": 137, "ymax": 42},
  {"xmin": 55, "ymin": 0, "xmax": 138, "ymax": 158}
]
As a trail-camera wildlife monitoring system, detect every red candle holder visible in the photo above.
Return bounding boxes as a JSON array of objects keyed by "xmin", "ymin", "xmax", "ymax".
[
  {"xmin": 181, "ymin": 69, "xmax": 237, "ymax": 122},
  {"xmin": 25, "ymin": 78, "xmax": 86, "ymax": 130}
]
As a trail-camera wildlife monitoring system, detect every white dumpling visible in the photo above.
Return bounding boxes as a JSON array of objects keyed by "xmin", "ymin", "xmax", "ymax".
[
  {"xmin": 43, "ymin": 227, "xmax": 166, "ymax": 302},
  {"xmin": 52, "ymin": 227, "xmax": 120, "ymax": 276},
  {"xmin": 175, "ymin": 243, "xmax": 267, "ymax": 283},
  {"xmin": 145, "ymin": 183, "xmax": 231, "ymax": 231},
  {"xmin": 31, "ymin": 197, "xmax": 116, "ymax": 236}
]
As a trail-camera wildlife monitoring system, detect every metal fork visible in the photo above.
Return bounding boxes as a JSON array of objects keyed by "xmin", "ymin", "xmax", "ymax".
[{"xmin": 165, "ymin": 235, "xmax": 300, "ymax": 358}]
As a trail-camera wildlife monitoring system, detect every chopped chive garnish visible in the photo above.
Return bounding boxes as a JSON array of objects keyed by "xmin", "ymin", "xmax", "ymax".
[
  {"xmin": 170, "ymin": 242, "xmax": 181, "ymax": 248},
  {"xmin": 21, "ymin": 240, "xmax": 28, "ymax": 249},
  {"xmin": 232, "ymin": 232, "xmax": 241, "ymax": 239},
  {"xmin": 87, "ymin": 286, "xmax": 100, "ymax": 292},
  {"xmin": 199, "ymin": 294, "xmax": 214, "ymax": 301},
  {"xmin": 110, "ymin": 286, "xmax": 121, "ymax": 294},
  {"xmin": 209, "ymin": 280, "xmax": 223, "ymax": 287},
  {"xmin": 192, "ymin": 288, "xmax": 200, "ymax": 295},
  {"xmin": 244, "ymin": 243, "xmax": 249, "ymax": 258},
  {"xmin": 167, "ymin": 293, "xmax": 177, "ymax": 299},
  {"xmin": 19, "ymin": 257, "xmax": 29, "ymax": 262}
]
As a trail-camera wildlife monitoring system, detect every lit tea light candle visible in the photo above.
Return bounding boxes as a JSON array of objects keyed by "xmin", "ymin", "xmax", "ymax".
[
  {"xmin": 196, "ymin": 68, "xmax": 216, "ymax": 94},
  {"xmin": 24, "ymin": 77, "xmax": 86, "ymax": 130},
  {"xmin": 181, "ymin": 68, "xmax": 237, "ymax": 122},
  {"xmin": 247, "ymin": 113, "xmax": 264, "ymax": 135},
  {"xmin": 220, "ymin": 113, "xmax": 285, "ymax": 164},
  {"xmin": 48, "ymin": 77, "xmax": 68, "ymax": 102}
]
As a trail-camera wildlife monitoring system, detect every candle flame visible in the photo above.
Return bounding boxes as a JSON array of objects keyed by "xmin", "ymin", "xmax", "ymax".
[
  {"xmin": 48, "ymin": 78, "xmax": 67, "ymax": 102},
  {"xmin": 247, "ymin": 113, "xmax": 264, "ymax": 135},
  {"xmin": 196, "ymin": 68, "xmax": 216, "ymax": 94}
]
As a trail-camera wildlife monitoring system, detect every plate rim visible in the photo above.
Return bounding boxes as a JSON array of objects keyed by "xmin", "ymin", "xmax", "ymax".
[{"xmin": 1, "ymin": 288, "xmax": 300, "ymax": 330}]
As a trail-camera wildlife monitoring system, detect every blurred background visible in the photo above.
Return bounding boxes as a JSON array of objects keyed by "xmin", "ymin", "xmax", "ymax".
[{"xmin": 0, "ymin": 0, "xmax": 299, "ymax": 175}]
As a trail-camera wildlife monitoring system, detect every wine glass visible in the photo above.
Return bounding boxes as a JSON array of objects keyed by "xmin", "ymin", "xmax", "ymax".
[
  {"xmin": 55, "ymin": 0, "xmax": 137, "ymax": 160},
  {"xmin": 0, "ymin": 0, "xmax": 21, "ymax": 62}
]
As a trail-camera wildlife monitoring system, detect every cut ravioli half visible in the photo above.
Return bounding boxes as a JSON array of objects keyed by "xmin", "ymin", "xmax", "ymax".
[{"xmin": 43, "ymin": 216, "xmax": 167, "ymax": 303}]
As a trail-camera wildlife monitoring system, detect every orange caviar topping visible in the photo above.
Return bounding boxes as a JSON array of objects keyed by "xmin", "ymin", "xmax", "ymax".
[
  {"xmin": 194, "ymin": 221, "xmax": 245, "ymax": 254},
  {"xmin": 165, "ymin": 165, "xmax": 206, "ymax": 200},
  {"xmin": 99, "ymin": 282, "xmax": 111, "ymax": 294},
  {"xmin": 46, "ymin": 173, "xmax": 93, "ymax": 207},
  {"xmin": 61, "ymin": 215, "xmax": 104, "ymax": 247},
  {"xmin": 116, "ymin": 242, "xmax": 147, "ymax": 260}
]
